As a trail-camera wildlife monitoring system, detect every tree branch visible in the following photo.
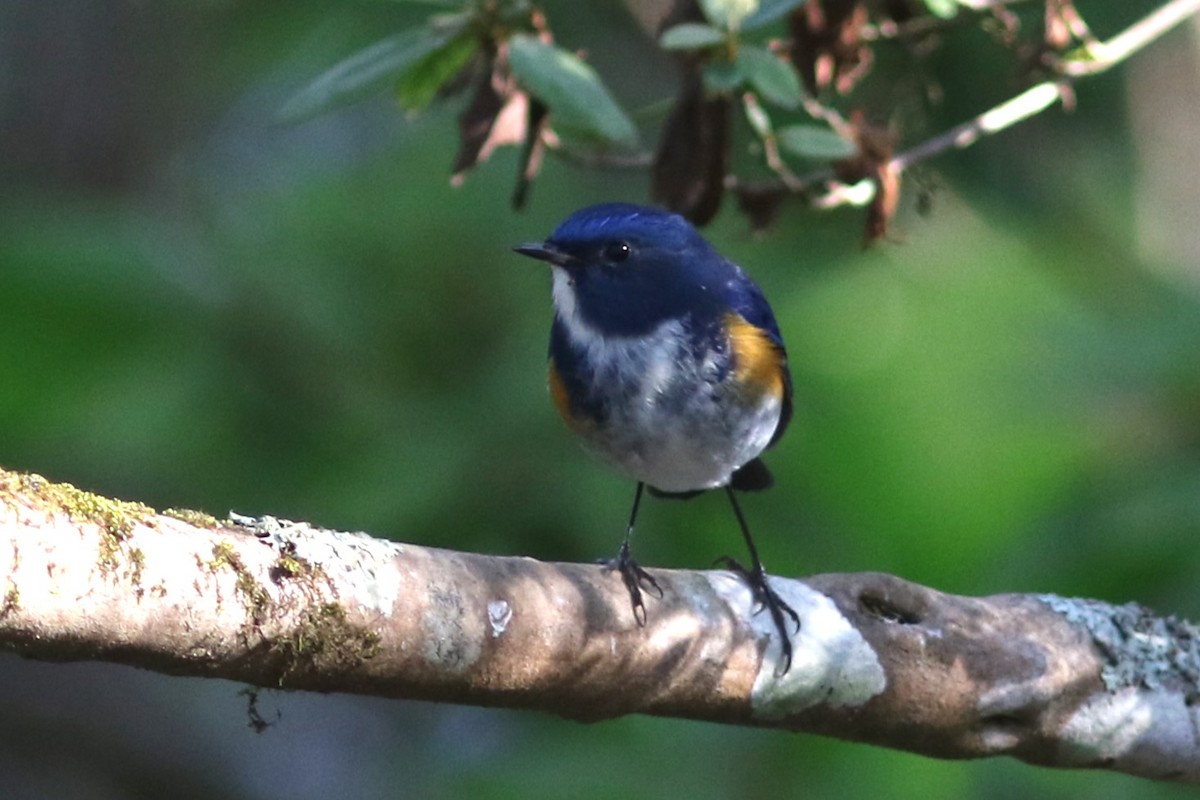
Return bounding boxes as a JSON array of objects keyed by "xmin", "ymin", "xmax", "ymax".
[{"xmin": 2, "ymin": 467, "xmax": 1198, "ymax": 784}]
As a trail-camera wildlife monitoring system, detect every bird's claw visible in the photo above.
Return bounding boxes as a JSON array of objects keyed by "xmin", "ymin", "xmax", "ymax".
[
  {"xmin": 601, "ymin": 543, "xmax": 662, "ymax": 626},
  {"xmin": 716, "ymin": 556, "xmax": 800, "ymax": 674}
]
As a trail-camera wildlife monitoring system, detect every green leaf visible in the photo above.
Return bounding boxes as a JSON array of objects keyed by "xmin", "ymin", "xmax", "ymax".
[
  {"xmin": 659, "ymin": 22, "xmax": 727, "ymax": 50},
  {"xmin": 777, "ymin": 124, "xmax": 858, "ymax": 160},
  {"xmin": 700, "ymin": 0, "xmax": 760, "ymax": 31},
  {"xmin": 280, "ymin": 26, "xmax": 456, "ymax": 123},
  {"xmin": 742, "ymin": 0, "xmax": 809, "ymax": 31},
  {"xmin": 507, "ymin": 34, "xmax": 637, "ymax": 145},
  {"xmin": 701, "ymin": 59, "xmax": 745, "ymax": 93},
  {"xmin": 395, "ymin": 32, "xmax": 478, "ymax": 111},
  {"xmin": 737, "ymin": 45, "xmax": 801, "ymax": 108},
  {"xmin": 922, "ymin": 0, "xmax": 959, "ymax": 19}
]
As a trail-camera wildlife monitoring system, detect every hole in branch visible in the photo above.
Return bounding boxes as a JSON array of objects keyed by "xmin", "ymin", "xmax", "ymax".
[{"xmin": 859, "ymin": 591, "xmax": 922, "ymax": 624}]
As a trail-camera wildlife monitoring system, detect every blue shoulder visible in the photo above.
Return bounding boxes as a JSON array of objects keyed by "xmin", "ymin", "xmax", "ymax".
[{"xmin": 720, "ymin": 265, "xmax": 785, "ymax": 349}]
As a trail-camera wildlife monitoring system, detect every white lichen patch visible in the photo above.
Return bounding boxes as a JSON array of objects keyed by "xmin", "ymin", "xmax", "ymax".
[
  {"xmin": 708, "ymin": 573, "xmax": 887, "ymax": 719},
  {"xmin": 1058, "ymin": 687, "xmax": 1200, "ymax": 781},
  {"xmin": 233, "ymin": 513, "xmax": 407, "ymax": 616}
]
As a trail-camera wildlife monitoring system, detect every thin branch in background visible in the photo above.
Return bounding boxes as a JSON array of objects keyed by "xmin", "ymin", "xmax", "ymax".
[
  {"xmin": 1056, "ymin": 0, "xmax": 1200, "ymax": 77},
  {"xmin": 742, "ymin": 92, "xmax": 806, "ymax": 192},
  {"xmin": 802, "ymin": 0, "xmax": 1200, "ymax": 210},
  {"xmin": 547, "ymin": 143, "xmax": 654, "ymax": 170},
  {"xmin": 784, "ymin": 82, "xmax": 1067, "ymax": 209},
  {"xmin": 892, "ymin": 80, "xmax": 1065, "ymax": 171},
  {"xmin": 860, "ymin": 0, "xmax": 1036, "ymax": 42},
  {"xmin": 800, "ymin": 93, "xmax": 853, "ymax": 137}
]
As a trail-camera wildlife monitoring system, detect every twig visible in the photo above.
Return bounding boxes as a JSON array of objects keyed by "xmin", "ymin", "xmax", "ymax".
[
  {"xmin": 891, "ymin": 0, "xmax": 1200, "ymax": 167},
  {"xmin": 892, "ymin": 80, "xmax": 1065, "ymax": 171},
  {"xmin": 1055, "ymin": 0, "xmax": 1200, "ymax": 76},
  {"xmin": 738, "ymin": 82, "xmax": 1064, "ymax": 202},
  {"xmin": 548, "ymin": 142, "xmax": 654, "ymax": 170},
  {"xmin": 797, "ymin": 0, "xmax": 1200, "ymax": 209},
  {"xmin": 861, "ymin": 0, "xmax": 1036, "ymax": 42},
  {"xmin": 742, "ymin": 93, "xmax": 806, "ymax": 192}
]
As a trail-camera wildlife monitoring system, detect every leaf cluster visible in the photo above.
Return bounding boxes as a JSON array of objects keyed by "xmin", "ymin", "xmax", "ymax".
[{"xmin": 280, "ymin": 0, "xmax": 1147, "ymax": 241}]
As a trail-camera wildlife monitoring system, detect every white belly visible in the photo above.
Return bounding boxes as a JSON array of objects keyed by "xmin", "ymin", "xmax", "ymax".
[{"xmin": 562, "ymin": 314, "xmax": 781, "ymax": 493}]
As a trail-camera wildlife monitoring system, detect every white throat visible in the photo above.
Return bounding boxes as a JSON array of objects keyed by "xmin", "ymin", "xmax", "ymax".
[{"xmin": 551, "ymin": 267, "xmax": 597, "ymax": 343}]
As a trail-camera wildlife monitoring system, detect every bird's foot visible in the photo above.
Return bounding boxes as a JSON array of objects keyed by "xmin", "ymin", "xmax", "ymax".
[
  {"xmin": 716, "ymin": 556, "xmax": 801, "ymax": 674},
  {"xmin": 600, "ymin": 542, "xmax": 663, "ymax": 626}
]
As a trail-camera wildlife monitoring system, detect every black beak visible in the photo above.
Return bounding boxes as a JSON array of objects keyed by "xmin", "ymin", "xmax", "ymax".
[{"xmin": 513, "ymin": 241, "xmax": 572, "ymax": 267}]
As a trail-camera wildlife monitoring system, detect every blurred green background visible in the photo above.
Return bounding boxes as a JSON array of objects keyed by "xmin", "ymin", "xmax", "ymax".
[{"xmin": 2, "ymin": 1, "xmax": 1198, "ymax": 797}]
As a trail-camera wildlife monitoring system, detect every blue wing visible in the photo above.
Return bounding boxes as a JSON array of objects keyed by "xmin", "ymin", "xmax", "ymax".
[{"xmin": 721, "ymin": 268, "xmax": 792, "ymax": 449}]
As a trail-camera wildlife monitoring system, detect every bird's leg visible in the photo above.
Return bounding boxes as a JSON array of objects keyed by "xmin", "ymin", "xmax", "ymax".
[
  {"xmin": 599, "ymin": 482, "xmax": 663, "ymax": 626},
  {"xmin": 717, "ymin": 487, "xmax": 801, "ymax": 674}
]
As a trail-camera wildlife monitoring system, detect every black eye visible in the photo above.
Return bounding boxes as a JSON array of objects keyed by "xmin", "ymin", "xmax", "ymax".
[{"xmin": 604, "ymin": 241, "xmax": 631, "ymax": 262}]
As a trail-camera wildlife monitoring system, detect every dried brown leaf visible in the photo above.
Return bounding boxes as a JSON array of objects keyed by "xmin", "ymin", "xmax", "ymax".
[
  {"xmin": 864, "ymin": 161, "xmax": 900, "ymax": 246},
  {"xmin": 452, "ymin": 52, "xmax": 507, "ymax": 180},
  {"xmin": 733, "ymin": 182, "xmax": 788, "ymax": 233},
  {"xmin": 789, "ymin": 1, "xmax": 873, "ymax": 96},
  {"xmin": 651, "ymin": 64, "xmax": 730, "ymax": 226},
  {"xmin": 831, "ymin": 114, "xmax": 899, "ymax": 245},
  {"xmin": 511, "ymin": 98, "xmax": 549, "ymax": 210},
  {"xmin": 1044, "ymin": 0, "xmax": 1073, "ymax": 51}
]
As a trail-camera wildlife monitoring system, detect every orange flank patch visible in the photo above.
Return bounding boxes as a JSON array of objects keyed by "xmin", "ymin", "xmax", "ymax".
[
  {"xmin": 547, "ymin": 359, "xmax": 578, "ymax": 429},
  {"xmin": 725, "ymin": 312, "xmax": 786, "ymax": 401}
]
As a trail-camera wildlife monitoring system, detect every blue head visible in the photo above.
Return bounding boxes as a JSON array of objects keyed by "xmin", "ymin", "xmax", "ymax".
[{"xmin": 515, "ymin": 203, "xmax": 745, "ymax": 336}]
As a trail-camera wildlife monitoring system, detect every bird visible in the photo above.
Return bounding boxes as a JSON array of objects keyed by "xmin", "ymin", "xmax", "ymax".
[{"xmin": 514, "ymin": 202, "xmax": 799, "ymax": 670}]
